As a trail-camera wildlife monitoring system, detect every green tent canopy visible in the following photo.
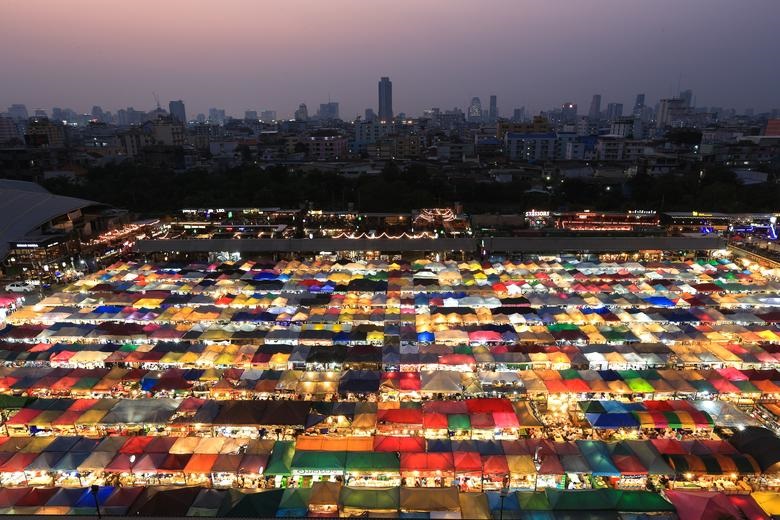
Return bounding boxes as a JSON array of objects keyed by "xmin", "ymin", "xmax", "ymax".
[
  {"xmin": 291, "ymin": 450, "xmax": 346, "ymax": 474},
  {"xmin": 264, "ymin": 441, "xmax": 295, "ymax": 476},
  {"xmin": 448, "ymin": 414, "xmax": 471, "ymax": 430},
  {"xmin": 345, "ymin": 452, "xmax": 400, "ymax": 473},
  {"xmin": 340, "ymin": 486, "xmax": 400, "ymax": 512},
  {"xmin": 224, "ymin": 489, "xmax": 284, "ymax": 518}
]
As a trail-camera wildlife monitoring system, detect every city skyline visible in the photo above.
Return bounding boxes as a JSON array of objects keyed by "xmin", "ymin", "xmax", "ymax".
[{"xmin": 2, "ymin": 0, "xmax": 779, "ymax": 118}]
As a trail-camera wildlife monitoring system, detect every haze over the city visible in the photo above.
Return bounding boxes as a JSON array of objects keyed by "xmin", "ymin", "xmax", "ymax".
[{"xmin": 1, "ymin": 0, "xmax": 779, "ymax": 118}]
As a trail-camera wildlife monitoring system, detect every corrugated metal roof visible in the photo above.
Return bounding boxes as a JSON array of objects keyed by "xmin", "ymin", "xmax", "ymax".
[{"xmin": 0, "ymin": 182, "xmax": 103, "ymax": 259}]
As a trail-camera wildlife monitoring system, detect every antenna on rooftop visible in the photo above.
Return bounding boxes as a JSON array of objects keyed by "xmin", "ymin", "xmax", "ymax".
[{"xmin": 153, "ymin": 92, "xmax": 161, "ymax": 110}]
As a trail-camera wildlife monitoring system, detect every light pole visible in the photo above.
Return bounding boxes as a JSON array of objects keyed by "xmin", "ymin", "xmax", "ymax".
[
  {"xmin": 533, "ymin": 446, "xmax": 543, "ymax": 492},
  {"xmin": 499, "ymin": 486, "xmax": 509, "ymax": 520},
  {"xmin": 90, "ymin": 484, "xmax": 102, "ymax": 519}
]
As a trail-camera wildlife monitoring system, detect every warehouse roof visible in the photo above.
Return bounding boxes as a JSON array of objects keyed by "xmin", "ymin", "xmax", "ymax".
[{"xmin": 0, "ymin": 181, "xmax": 103, "ymax": 259}]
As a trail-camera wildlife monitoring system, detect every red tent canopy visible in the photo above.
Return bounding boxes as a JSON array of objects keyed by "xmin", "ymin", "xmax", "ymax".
[
  {"xmin": 0, "ymin": 453, "xmax": 38, "ymax": 473},
  {"xmin": 612, "ymin": 454, "xmax": 648, "ymax": 475},
  {"xmin": 466, "ymin": 398, "xmax": 514, "ymax": 414},
  {"xmin": 470, "ymin": 413, "xmax": 496, "ymax": 429},
  {"xmin": 422, "ymin": 412, "xmax": 449, "ymax": 430},
  {"xmin": 423, "ymin": 400, "xmax": 468, "ymax": 414},
  {"xmin": 651, "ymin": 439, "xmax": 686, "ymax": 455},
  {"xmin": 494, "ymin": 411, "xmax": 520, "ymax": 429},
  {"xmin": 453, "ymin": 451, "xmax": 482, "ymax": 473},
  {"xmin": 400, "ymin": 452, "xmax": 454, "ymax": 473},
  {"xmin": 373, "ymin": 435, "xmax": 425, "ymax": 453},
  {"xmin": 377, "ymin": 408, "xmax": 424, "ymax": 426},
  {"xmin": 665, "ymin": 491, "xmax": 744, "ymax": 520},
  {"xmin": 482, "ymin": 455, "xmax": 509, "ymax": 475},
  {"xmin": 119, "ymin": 436, "xmax": 155, "ymax": 454}
]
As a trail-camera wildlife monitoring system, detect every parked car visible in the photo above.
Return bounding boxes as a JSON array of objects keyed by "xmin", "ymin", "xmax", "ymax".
[{"xmin": 4, "ymin": 281, "xmax": 37, "ymax": 293}]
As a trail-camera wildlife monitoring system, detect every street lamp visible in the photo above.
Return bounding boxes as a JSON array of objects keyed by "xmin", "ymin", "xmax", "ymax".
[
  {"xmin": 499, "ymin": 486, "xmax": 509, "ymax": 520},
  {"xmin": 533, "ymin": 446, "xmax": 543, "ymax": 492},
  {"xmin": 90, "ymin": 485, "xmax": 102, "ymax": 519}
]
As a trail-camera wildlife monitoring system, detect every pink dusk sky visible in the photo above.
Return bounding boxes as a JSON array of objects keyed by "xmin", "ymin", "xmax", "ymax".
[{"xmin": 1, "ymin": 0, "xmax": 778, "ymax": 118}]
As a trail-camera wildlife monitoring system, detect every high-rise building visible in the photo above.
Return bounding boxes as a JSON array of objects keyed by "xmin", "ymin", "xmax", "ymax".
[
  {"xmin": 294, "ymin": 103, "xmax": 309, "ymax": 122},
  {"xmin": 561, "ymin": 102, "xmax": 578, "ymax": 124},
  {"xmin": 605, "ymin": 103, "xmax": 623, "ymax": 122},
  {"xmin": 195, "ymin": 113, "xmax": 206, "ymax": 123},
  {"xmin": 260, "ymin": 110, "xmax": 277, "ymax": 121},
  {"xmin": 512, "ymin": 107, "xmax": 526, "ymax": 122},
  {"xmin": 208, "ymin": 108, "xmax": 226, "ymax": 124},
  {"xmin": 318, "ymin": 102, "xmax": 339, "ymax": 120},
  {"xmin": 633, "ymin": 93, "xmax": 646, "ymax": 112},
  {"xmin": 7, "ymin": 104, "xmax": 28, "ymax": 122},
  {"xmin": 90, "ymin": 106, "xmax": 104, "ymax": 121},
  {"xmin": 467, "ymin": 97, "xmax": 482, "ymax": 123},
  {"xmin": 24, "ymin": 117, "xmax": 65, "ymax": 148},
  {"xmin": 378, "ymin": 77, "xmax": 393, "ymax": 121},
  {"xmin": 244, "ymin": 110, "xmax": 258, "ymax": 120},
  {"xmin": 488, "ymin": 95, "xmax": 498, "ymax": 122},
  {"xmin": 0, "ymin": 117, "xmax": 20, "ymax": 144},
  {"xmin": 168, "ymin": 100, "xmax": 186, "ymax": 123},
  {"xmin": 679, "ymin": 89, "xmax": 693, "ymax": 108},
  {"xmin": 656, "ymin": 98, "xmax": 686, "ymax": 128},
  {"xmin": 588, "ymin": 95, "xmax": 602, "ymax": 119},
  {"xmin": 364, "ymin": 108, "xmax": 376, "ymax": 122}
]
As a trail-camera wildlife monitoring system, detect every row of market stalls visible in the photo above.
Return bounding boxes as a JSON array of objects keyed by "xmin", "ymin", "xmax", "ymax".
[
  {"xmin": 0, "ymin": 257, "xmax": 778, "ymax": 516},
  {"xmin": 48, "ymin": 257, "xmax": 780, "ymax": 298},
  {"xmin": 2, "ymin": 365, "xmax": 780, "ymax": 403},
  {"xmin": 2, "ymin": 483, "xmax": 780, "ymax": 519},
  {"xmin": 4, "ymin": 316, "xmax": 778, "ymax": 349},
  {"xmin": 9, "ymin": 297, "xmax": 780, "ymax": 326},
  {"xmin": 0, "ymin": 397, "xmax": 542, "ymax": 438},
  {"xmin": 0, "ymin": 484, "xmax": 686, "ymax": 518},
  {"xmin": 4, "ymin": 340, "xmax": 780, "ymax": 373},
  {"xmin": 0, "ymin": 426, "xmax": 777, "ymax": 491}
]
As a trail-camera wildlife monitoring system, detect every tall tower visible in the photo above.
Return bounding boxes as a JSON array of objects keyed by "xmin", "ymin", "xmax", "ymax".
[
  {"xmin": 168, "ymin": 100, "xmax": 186, "ymax": 123},
  {"xmin": 588, "ymin": 94, "xmax": 602, "ymax": 119},
  {"xmin": 468, "ymin": 97, "xmax": 482, "ymax": 123},
  {"xmin": 488, "ymin": 95, "xmax": 498, "ymax": 122},
  {"xmin": 561, "ymin": 102, "xmax": 578, "ymax": 124},
  {"xmin": 378, "ymin": 77, "xmax": 393, "ymax": 121},
  {"xmin": 633, "ymin": 93, "xmax": 645, "ymax": 111}
]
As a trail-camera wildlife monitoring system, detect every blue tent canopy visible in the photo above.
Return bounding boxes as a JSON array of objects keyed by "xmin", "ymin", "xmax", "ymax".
[
  {"xmin": 576, "ymin": 440, "xmax": 621, "ymax": 476},
  {"xmin": 586, "ymin": 413, "xmax": 640, "ymax": 429}
]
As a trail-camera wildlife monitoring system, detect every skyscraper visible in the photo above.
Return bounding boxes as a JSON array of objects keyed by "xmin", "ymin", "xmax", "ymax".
[
  {"xmin": 656, "ymin": 98, "xmax": 686, "ymax": 128},
  {"xmin": 679, "ymin": 89, "xmax": 693, "ymax": 108},
  {"xmin": 488, "ymin": 95, "xmax": 498, "ymax": 122},
  {"xmin": 605, "ymin": 103, "xmax": 623, "ymax": 122},
  {"xmin": 91, "ymin": 106, "xmax": 104, "ymax": 121},
  {"xmin": 633, "ymin": 93, "xmax": 646, "ymax": 112},
  {"xmin": 364, "ymin": 108, "xmax": 376, "ymax": 122},
  {"xmin": 168, "ymin": 100, "xmax": 186, "ymax": 123},
  {"xmin": 467, "ymin": 97, "xmax": 482, "ymax": 123},
  {"xmin": 318, "ymin": 102, "xmax": 339, "ymax": 120},
  {"xmin": 588, "ymin": 95, "xmax": 602, "ymax": 119},
  {"xmin": 561, "ymin": 102, "xmax": 578, "ymax": 124},
  {"xmin": 208, "ymin": 108, "xmax": 226, "ymax": 124},
  {"xmin": 512, "ymin": 107, "xmax": 526, "ymax": 122},
  {"xmin": 260, "ymin": 110, "xmax": 276, "ymax": 121},
  {"xmin": 378, "ymin": 77, "xmax": 393, "ymax": 121},
  {"xmin": 7, "ymin": 104, "xmax": 28, "ymax": 122},
  {"xmin": 294, "ymin": 103, "xmax": 308, "ymax": 122}
]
